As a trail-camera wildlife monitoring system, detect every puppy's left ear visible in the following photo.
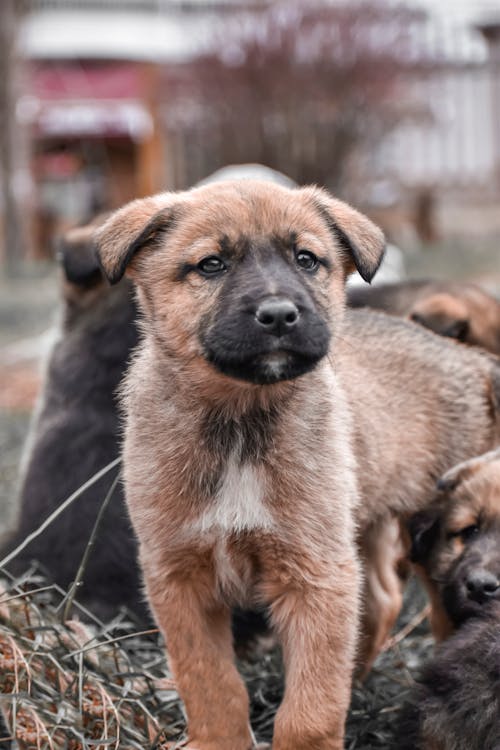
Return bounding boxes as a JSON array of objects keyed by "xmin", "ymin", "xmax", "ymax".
[{"xmin": 310, "ymin": 188, "xmax": 386, "ymax": 283}]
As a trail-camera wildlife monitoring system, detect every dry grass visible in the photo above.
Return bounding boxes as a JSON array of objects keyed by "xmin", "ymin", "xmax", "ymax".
[
  {"xmin": 0, "ymin": 565, "xmax": 432, "ymax": 750},
  {"xmin": 0, "ymin": 567, "xmax": 185, "ymax": 750}
]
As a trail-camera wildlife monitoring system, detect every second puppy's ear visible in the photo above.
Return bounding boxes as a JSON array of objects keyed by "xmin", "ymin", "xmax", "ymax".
[
  {"xmin": 407, "ymin": 510, "xmax": 441, "ymax": 564},
  {"xmin": 94, "ymin": 194, "xmax": 179, "ymax": 285},
  {"xmin": 438, "ymin": 446, "xmax": 500, "ymax": 493},
  {"xmin": 309, "ymin": 188, "xmax": 386, "ymax": 283},
  {"xmin": 57, "ymin": 213, "xmax": 110, "ymax": 287}
]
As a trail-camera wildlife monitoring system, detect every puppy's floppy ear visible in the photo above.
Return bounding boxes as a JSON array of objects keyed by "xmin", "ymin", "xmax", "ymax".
[
  {"xmin": 58, "ymin": 227, "xmax": 102, "ymax": 287},
  {"xmin": 309, "ymin": 187, "xmax": 386, "ymax": 283},
  {"xmin": 94, "ymin": 194, "xmax": 178, "ymax": 285},
  {"xmin": 407, "ymin": 510, "xmax": 441, "ymax": 564},
  {"xmin": 438, "ymin": 447, "xmax": 500, "ymax": 493},
  {"xmin": 57, "ymin": 213, "xmax": 110, "ymax": 287},
  {"xmin": 409, "ymin": 293, "xmax": 470, "ymax": 342}
]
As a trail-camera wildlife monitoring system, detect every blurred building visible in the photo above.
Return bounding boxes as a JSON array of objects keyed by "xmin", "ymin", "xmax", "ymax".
[{"xmin": 2, "ymin": 0, "xmax": 500, "ymax": 259}]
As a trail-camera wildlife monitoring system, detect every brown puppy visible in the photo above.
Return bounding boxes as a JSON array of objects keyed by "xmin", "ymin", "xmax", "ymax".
[
  {"xmin": 348, "ymin": 279, "xmax": 500, "ymax": 354},
  {"xmin": 408, "ymin": 446, "xmax": 500, "ymax": 639},
  {"xmin": 95, "ymin": 180, "xmax": 500, "ymax": 750}
]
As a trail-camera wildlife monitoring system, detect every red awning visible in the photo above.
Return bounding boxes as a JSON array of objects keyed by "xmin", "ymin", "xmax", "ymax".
[{"xmin": 25, "ymin": 62, "xmax": 153, "ymax": 139}]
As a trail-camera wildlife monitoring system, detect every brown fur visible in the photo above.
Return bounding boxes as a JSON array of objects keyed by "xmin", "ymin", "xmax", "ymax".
[
  {"xmin": 348, "ymin": 279, "xmax": 500, "ymax": 354},
  {"xmin": 95, "ymin": 180, "xmax": 500, "ymax": 749}
]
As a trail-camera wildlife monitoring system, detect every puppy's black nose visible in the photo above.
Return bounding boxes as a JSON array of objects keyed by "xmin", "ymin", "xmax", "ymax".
[
  {"xmin": 255, "ymin": 298, "xmax": 299, "ymax": 337},
  {"xmin": 466, "ymin": 570, "xmax": 499, "ymax": 602}
]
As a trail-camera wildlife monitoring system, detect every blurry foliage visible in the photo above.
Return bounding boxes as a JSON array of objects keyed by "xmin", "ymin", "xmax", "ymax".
[{"xmin": 167, "ymin": 0, "xmax": 425, "ymax": 192}]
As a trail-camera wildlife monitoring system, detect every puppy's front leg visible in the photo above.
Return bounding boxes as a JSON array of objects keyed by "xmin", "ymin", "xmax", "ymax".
[
  {"xmin": 266, "ymin": 554, "xmax": 360, "ymax": 750},
  {"xmin": 143, "ymin": 562, "xmax": 253, "ymax": 750}
]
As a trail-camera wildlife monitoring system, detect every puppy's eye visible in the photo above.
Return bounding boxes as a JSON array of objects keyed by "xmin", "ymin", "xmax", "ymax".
[
  {"xmin": 449, "ymin": 524, "xmax": 479, "ymax": 542},
  {"xmin": 295, "ymin": 250, "xmax": 319, "ymax": 272},
  {"xmin": 461, "ymin": 524, "xmax": 479, "ymax": 541},
  {"xmin": 197, "ymin": 256, "xmax": 227, "ymax": 277}
]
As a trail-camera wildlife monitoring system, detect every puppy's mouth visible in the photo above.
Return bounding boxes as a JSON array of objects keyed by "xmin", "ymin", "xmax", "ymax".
[{"xmin": 203, "ymin": 341, "xmax": 326, "ymax": 385}]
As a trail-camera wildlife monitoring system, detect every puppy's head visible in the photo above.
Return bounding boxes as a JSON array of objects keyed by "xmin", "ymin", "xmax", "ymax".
[
  {"xmin": 95, "ymin": 181, "xmax": 385, "ymax": 386},
  {"xmin": 408, "ymin": 447, "xmax": 500, "ymax": 628},
  {"xmin": 409, "ymin": 285, "xmax": 500, "ymax": 355},
  {"xmin": 409, "ymin": 293, "xmax": 470, "ymax": 342}
]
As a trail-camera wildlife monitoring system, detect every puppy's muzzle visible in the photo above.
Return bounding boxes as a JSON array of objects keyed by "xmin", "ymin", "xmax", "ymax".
[
  {"xmin": 255, "ymin": 297, "xmax": 299, "ymax": 338},
  {"xmin": 465, "ymin": 569, "xmax": 500, "ymax": 604}
]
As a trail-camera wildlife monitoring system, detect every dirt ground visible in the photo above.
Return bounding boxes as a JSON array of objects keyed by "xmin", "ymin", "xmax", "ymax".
[{"xmin": 0, "ymin": 239, "xmax": 498, "ymax": 748}]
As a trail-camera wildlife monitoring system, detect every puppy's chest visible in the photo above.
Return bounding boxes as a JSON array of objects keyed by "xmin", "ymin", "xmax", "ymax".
[
  {"xmin": 194, "ymin": 455, "xmax": 273, "ymax": 535},
  {"xmin": 193, "ymin": 452, "xmax": 274, "ymax": 598}
]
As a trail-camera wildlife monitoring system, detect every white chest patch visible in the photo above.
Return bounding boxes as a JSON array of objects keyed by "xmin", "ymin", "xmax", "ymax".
[{"xmin": 195, "ymin": 456, "xmax": 274, "ymax": 534}]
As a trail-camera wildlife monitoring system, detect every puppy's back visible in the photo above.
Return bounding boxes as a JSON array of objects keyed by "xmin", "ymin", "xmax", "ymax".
[
  {"xmin": 347, "ymin": 279, "xmax": 433, "ymax": 314},
  {"xmin": 340, "ymin": 310, "xmax": 500, "ymax": 525}
]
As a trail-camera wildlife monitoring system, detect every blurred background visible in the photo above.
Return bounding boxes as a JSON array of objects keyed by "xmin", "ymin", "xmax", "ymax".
[
  {"xmin": 1, "ymin": 0, "xmax": 500, "ymax": 271},
  {"xmin": 0, "ymin": 0, "xmax": 499, "ymax": 520}
]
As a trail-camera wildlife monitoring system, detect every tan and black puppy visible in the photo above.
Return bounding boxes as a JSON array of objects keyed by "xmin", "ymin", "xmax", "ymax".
[
  {"xmin": 348, "ymin": 279, "xmax": 500, "ymax": 354},
  {"xmin": 95, "ymin": 180, "xmax": 500, "ymax": 750},
  {"xmin": 398, "ymin": 449, "xmax": 500, "ymax": 750},
  {"xmin": 408, "ymin": 446, "xmax": 500, "ymax": 639}
]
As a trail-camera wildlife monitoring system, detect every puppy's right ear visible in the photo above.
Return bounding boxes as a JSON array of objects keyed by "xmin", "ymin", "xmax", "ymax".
[
  {"xmin": 94, "ymin": 194, "xmax": 178, "ymax": 285},
  {"xmin": 406, "ymin": 510, "xmax": 440, "ymax": 564}
]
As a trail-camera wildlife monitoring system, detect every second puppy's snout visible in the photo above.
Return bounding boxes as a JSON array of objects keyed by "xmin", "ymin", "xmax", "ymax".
[
  {"xmin": 255, "ymin": 297, "xmax": 300, "ymax": 337},
  {"xmin": 465, "ymin": 569, "xmax": 500, "ymax": 602}
]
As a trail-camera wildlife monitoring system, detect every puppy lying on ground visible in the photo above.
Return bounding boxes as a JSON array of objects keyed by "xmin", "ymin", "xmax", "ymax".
[
  {"xmin": 96, "ymin": 180, "xmax": 500, "ymax": 750},
  {"xmin": 348, "ymin": 278, "xmax": 500, "ymax": 354},
  {"xmin": 0, "ymin": 220, "xmax": 146, "ymax": 622},
  {"xmin": 398, "ymin": 448, "xmax": 500, "ymax": 750}
]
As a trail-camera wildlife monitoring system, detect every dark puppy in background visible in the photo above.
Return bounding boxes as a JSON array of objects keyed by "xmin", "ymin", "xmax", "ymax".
[
  {"xmin": 398, "ymin": 448, "xmax": 500, "ymax": 750},
  {"xmin": 348, "ymin": 278, "xmax": 500, "ymax": 354},
  {"xmin": 0, "ymin": 218, "xmax": 145, "ymax": 622}
]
